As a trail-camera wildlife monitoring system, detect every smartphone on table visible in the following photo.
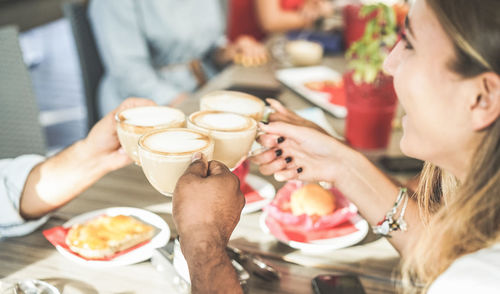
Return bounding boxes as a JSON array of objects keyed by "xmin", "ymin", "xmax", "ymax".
[
  {"xmin": 378, "ymin": 155, "xmax": 424, "ymax": 173},
  {"xmin": 312, "ymin": 274, "xmax": 366, "ymax": 294}
]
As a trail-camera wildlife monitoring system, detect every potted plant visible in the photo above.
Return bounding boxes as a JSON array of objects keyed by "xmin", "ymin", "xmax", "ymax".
[{"xmin": 343, "ymin": 2, "xmax": 399, "ymax": 150}]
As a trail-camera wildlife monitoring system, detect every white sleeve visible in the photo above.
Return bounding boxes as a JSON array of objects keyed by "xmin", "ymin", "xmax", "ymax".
[
  {"xmin": 428, "ymin": 244, "xmax": 500, "ymax": 293},
  {"xmin": 0, "ymin": 154, "xmax": 49, "ymax": 238}
]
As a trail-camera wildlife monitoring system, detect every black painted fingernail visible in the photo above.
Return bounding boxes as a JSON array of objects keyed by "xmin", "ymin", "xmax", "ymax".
[
  {"xmin": 297, "ymin": 167, "xmax": 303, "ymax": 173},
  {"xmin": 275, "ymin": 149, "xmax": 283, "ymax": 157},
  {"xmin": 260, "ymin": 120, "xmax": 269, "ymax": 125},
  {"xmin": 277, "ymin": 136, "xmax": 285, "ymax": 144},
  {"xmin": 285, "ymin": 156, "xmax": 292, "ymax": 163}
]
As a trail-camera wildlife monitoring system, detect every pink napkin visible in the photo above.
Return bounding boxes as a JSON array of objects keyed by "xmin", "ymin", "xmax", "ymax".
[
  {"xmin": 263, "ymin": 181, "xmax": 359, "ymax": 243},
  {"xmin": 233, "ymin": 160, "xmax": 265, "ymax": 204},
  {"xmin": 241, "ymin": 181, "xmax": 265, "ymax": 204}
]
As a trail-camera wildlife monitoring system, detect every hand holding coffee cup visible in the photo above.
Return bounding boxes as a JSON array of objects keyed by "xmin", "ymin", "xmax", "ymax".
[
  {"xmin": 173, "ymin": 154, "xmax": 244, "ymax": 245},
  {"xmin": 138, "ymin": 128, "xmax": 214, "ymax": 196},
  {"xmin": 116, "ymin": 106, "xmax": 186, "ymax": 164},
  {"xmin": 187, "ymin": 111, "xmax": 257, "ymax": 169}
]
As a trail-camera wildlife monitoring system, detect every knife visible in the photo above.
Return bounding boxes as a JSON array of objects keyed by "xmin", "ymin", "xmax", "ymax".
[{"xmin": 226, "ymin": 245, "xmax": 281, "ymax": 281}]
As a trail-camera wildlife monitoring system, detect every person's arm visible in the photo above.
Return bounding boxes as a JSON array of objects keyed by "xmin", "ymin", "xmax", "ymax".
[
  {"xmin": 88, "ymin": 0, "xmax": 184, "ymax": 105},
  {"xmin": 256, "ymin": 0, "xmax": 312, "ymax": 33},
  {"xmin": 256, "ymin": 0, "xmax": 333, "ymax": 33},
  {"xmin": 181, "ymin": 233, "xmax": 242, "ymax": 294},
  {"xmin": 173, "ymin": 155, "xmax": 245, "ymax": 293},
  {"xmin": 252, "ymin": 122, "xmax": 422, "ymax": 256},
  {"xmin": 19, "ymin": 98, "xmax": 156, "ymax": 219}
]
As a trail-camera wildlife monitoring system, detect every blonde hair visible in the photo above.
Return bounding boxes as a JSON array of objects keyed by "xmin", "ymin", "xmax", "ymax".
[{"xmin": 401, "ymin": 0, "xmax": 500, "ymax": 292}]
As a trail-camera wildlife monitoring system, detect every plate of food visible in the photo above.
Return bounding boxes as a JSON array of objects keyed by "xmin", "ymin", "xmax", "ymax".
[
  {"xmin": 260, "ymin": 182, "xmax": 368, "ymax": 253},
  {"xmin": 43, "ymin": 207, "xmax": 170, "ymax": 267},
  {"xmin": 275, "ymin": 66, "xmax": 347, "ymax": 118}
]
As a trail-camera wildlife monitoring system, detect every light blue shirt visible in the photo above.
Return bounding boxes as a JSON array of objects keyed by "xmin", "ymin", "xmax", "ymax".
[
  {"xmin": 88, "ymin": 0, "xmax": 226, "ymax": 116},
  {"xmin": 0, "ymin": 155, "xmax": 49, "ymax": 238}
]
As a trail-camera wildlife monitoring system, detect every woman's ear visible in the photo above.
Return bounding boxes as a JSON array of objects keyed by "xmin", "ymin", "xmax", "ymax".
[{"xmin": 470, "ymin": 72, "xmax": 500, "ymax": 131}]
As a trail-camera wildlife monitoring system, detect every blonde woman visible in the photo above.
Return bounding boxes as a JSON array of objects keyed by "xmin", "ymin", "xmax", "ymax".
[{"xmin": 172, "ymin": 0, "xmax": 500, "ymax": 292}]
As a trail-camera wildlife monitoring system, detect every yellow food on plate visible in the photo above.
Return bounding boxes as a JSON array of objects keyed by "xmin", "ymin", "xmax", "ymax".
[
  {"xmin": 65, "ymin": 214, "xmax": 154, "ymax": 259},
  {"xmin": 290, "ymin": 183, "xmax": 336, "ymax": 217},
  {"xmin": 304, "ymin": 80, "xmax": 341, "ymax": 91}
]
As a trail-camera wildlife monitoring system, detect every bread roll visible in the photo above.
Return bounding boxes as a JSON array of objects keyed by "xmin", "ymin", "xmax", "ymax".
[{"xmin": 290, "ymin": 183, "xmax": 336, "ymax": 216}]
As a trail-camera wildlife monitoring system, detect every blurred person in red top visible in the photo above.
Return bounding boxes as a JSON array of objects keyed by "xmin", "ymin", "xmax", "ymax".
[{"xmin": 227, "ymin": 0, "xmax": 334, "ymax": 42}]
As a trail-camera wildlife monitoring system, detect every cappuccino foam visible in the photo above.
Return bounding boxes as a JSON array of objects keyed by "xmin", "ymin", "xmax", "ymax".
[
  {"xmin": 143, "ymin": 130, "xmax": 210, "ymax": 154},
  {"xmin": 119, "ymin": 106, "xmax": 185, "ymax": 127},
  {"xmin": 202, "ymin": 95, "xmax": 263, "ymax": 116},
  {"xmin": 138, "ymin": 128, "xmax": 214, "ymax": 196},
  {"xmin": 192, "ymin": 112, "xmax": 252, "ymax": 131},
  {"xmin": 188, "ymin": 111, "xmax": 257, "ymax": 168}
]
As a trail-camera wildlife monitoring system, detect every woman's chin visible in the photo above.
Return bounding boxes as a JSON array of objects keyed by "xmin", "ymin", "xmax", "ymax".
[
  {"xmin": 399, "ymin": 116, "xmax": 414, "ymax": 157},
  {"xmin": 399, "ymin": 134, "xmax": 426, "ymax": 162},
  {"xmin": 399, "ymin": 134, "xmax": 414, "ymax": 158}
]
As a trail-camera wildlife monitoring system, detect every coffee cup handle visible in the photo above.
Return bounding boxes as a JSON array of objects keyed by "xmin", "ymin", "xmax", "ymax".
[
  {"xmin": 261, "ymin": 106, "xmax": 275, "ymax": 123},
  {"xmin": 247, "ymin": 145, "xmax": 269, "ymax": 158}
]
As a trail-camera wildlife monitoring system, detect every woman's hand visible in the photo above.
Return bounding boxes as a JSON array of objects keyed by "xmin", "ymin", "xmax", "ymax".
[
  {"xmin": 228, "ymin": 36, "xmax": 269, "ymax": 67},
  {"xmin": 266, "ymin": 98, "xmax": 328, "ymax": 135},
  {"xmin": 251, "ymin": 121, "xmax": 357, "ymax": 183}
]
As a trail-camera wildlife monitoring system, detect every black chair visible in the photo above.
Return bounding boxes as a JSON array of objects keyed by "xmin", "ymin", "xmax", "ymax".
[
  {"xmin": 0, "ymin": 25, "xmax": 47, "ymax": 158},
  {"xmin": 63, "ymin": 0, "xmax": 103, "ymax": 132}
]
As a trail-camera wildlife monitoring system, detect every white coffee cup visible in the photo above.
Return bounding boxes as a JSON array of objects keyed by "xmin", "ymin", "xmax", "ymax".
[
  {"xmin": 138, "ymin": 128, "xmax": 214, "ymax": 196},
  {"xmin": 285, "ymin": 40, "xmax": 324, "ymax": 66},
  {"xmin": 187, "ymin": 111, "xmax": 257, "ymax": 169},
  {"xmin": 200, "ymin": 91, "xmax": 266, "ymax": 122},
  {"xmin": 116, "ymin": 106, "xmax": 186, "ymax": 164}
]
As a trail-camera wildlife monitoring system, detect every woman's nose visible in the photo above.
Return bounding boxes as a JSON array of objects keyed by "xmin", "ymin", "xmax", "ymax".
[{"xmin": 383, "ymin": 42, "xmax": 402, "ymax": 76}]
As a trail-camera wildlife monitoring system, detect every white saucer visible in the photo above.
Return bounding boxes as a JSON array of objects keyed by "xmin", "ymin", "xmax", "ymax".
[
  {"xmin": 259, "ymin": 212, "xmax": 369, "ymax": 253},
  {"xmin": 241, "ymin": 174, "xmax": 276, "ymax": 214},
  {"xmin": 58, "ymin": 207, "xmax": 170, "ymax": 267}
]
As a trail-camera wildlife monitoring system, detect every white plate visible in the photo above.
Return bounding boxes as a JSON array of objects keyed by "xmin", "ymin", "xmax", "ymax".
[
  {"xmin": 295, "ymin": 107, "xmax": 343, "ymax": 140},
  {"xmin": 259, "ymin": 212, "xmax": 369, "ymax": 253},
  {"xmin": 276, "ymin": 66, "xmax": 347, "ymax": 118},
  {"xmin": 242, "ymin": 174, "xmax": 276, "ymax": 214},
  {"xmin": 59, "ymin": 207, "xmax": 170, "ymax": 267}
]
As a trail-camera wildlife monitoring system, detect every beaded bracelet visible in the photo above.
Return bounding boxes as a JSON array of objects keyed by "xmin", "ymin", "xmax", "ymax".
[{"xmin": 372, "ymin": 187, "xmax": 409, "ymax": 237}]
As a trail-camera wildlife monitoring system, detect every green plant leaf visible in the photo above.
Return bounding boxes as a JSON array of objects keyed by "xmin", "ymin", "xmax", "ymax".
[
  {"xmin": 364, "ymin": 65, "xmax": 378, "ymax": 84},
  {"xmin": 382, "ymin": 4, "xmax": 396, "ymax": 30},
  {"xmin": 347, "ymin": 3, "xmax": 398, "ymax": 85},
  {"xmin": 360, "ymin": 5, "xmax": 378, "ymax": 17}
]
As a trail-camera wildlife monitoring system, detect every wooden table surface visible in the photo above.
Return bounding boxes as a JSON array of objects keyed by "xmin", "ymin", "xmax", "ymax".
[{"xmin": 0, "ymin": 56, "xmax": 409, "ymax": 293}]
